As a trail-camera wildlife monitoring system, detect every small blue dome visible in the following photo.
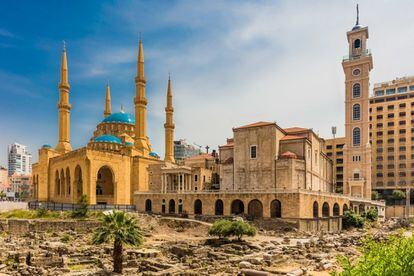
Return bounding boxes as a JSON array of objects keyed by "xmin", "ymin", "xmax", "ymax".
[
  {"xmin": 149, "ymin": 152, "xmax": 159, "ymax": 158},
  {"xmin": 102, "ymin": 112, "xmax": 135, "ymax": 125},
  {"xmin": 125, "ymin": 141, "xmax": 134, "ymax": 146},
  {"xmin": 42, "ymin": 144, "xmax": 52, "ymax": 148},
  {"xmin": 94, "ymin": 135, "xmax": 122, "ymax": 144}
]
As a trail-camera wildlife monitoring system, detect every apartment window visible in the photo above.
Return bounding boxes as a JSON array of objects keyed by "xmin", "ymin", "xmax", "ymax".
[
  {"xmin": 411, "ymin": 163, "xmax": 414, "ymax": 168},
  {"xmin": 376, "ymin": 173, "xmax": 383, "ymax": 178},
  {"xmin": 387, "ymin": 172, "xmax": 395, "ymax": 177},
  {"xmin": 376, "ymin": 165, "xmax": 383, "ymax": 169},
  {"xmin": 399, "ymin": 172, "xmax": 406, "ymax": 177},
  {"xmin": 388, "ymin": 122, "xmax": 394, "ymax": 127},
  {"xmin": 411, "ymin": 111, "xmax": 414, "ymax": 115},
  {"xmin": 399, "ymin": 155, "xmax": 406, "ymax": 160},
  {"xmin": 388, "ymin": 130, "xmax": 394, "ymax": 135},
  {"xmin": 386, "ymin": 88, "xmax": 396, "ymax": 95},
  {"xmin": 337, "ymin": 159, "xmax": 343, "ymax": 164},
  {"xmin": 250, "ymin": 145, "xmax": 257, "ymax": 159},
  {"xmin": 353, "ymin": 83, "xmax": 361, "ymax": 98},
  {"xmin": 399, "ymin": 163, "xmax": 406, "ymax": 169},
  {"xmin": 387, "ymin": 181, "xmax": 395, "ymax": 186},
  {"xmin": 398, "ymin": 87, "xmax": 408, "ymax": 93},
  {"xmin": 336, "ymin": 144, "xmax": 343, "ymax": 149},
  {"xmin": 376, "ymin": 123, "xmax": 383, "ymax": 128},
  {"xmin": 353, "ymin": 104, "xmax": 361, "ymax": 120},
  {"xmin": 399, "ymin": 103, "xmax": 406, "ymax": 108},
  {"xmin": 399, "ymin": 137, "xmax": 406, "ymax": 142},
  {"xmin": 376, "ymin": 90, "xmax": 385, "ymax": 96},
  {"xmin": 399, "ymin": 146, "xmax": 406, "ymax": 151},
  {"xmin": 377, "ymin": 140, "xmax": 383, "ymax": 144},
  {"xmin": 388, "ymin": 164, "xmax": 394, "ymax": 169},
  {"xmin": 400, "ymin": 129, "xmax": 406, "ymax": 134},
  {"xmin": 399, "ymin": 112, "xmax": 406, "ymax": 117},
  {"xmin": 353, "ymin": 128, "xmax": 361, "ymax": 146},
  {"xmin": 376, "ymin": 181, "xmax": 384, "ymax": 186},
  {"xmin": 412, "ymin": 154, "xmax": 414, "ymax": 159},
  {"xmin": 352, "ymin": 155, "xmax": 361, "ymax": 162},
  {"xmin": 388, "ymin": 113, "xmax": 394, "ymax": 118},
  {"xmin": 326, "ymin": 145, "xmax": 332, "ymax": 150},
  {"xmin": 376, "ymin": 156, "xmax": 383, "ymax": 161},
  {"xmin": 388, "ymin": 156, "xmax": 395, "ymax": 161},
  {"xmin": 327, "ymin": 152, "xmax": 332, "ymax": 157},
  {"xmin": 399, "ymin": 120, "xmax": 406, "ymax": 125},
  {"xmin": 387, "ymin": 105, "xmax": 394, "ymax": 110},
  {"xmin": 410, "ymin": 85, "xmax": 414, "ymax": 91},
  {"xmin": 377, "ymin": 115, "xmax": 383, "ymax": 119},
  {"xmin": 387, "ymin": 147, "xmax": 394, "ymax": 152},
  {"xmin": 376, "ymin": 131, "xmax": 383, "ymax": 136},
  {"xmin": 194, "ymin": 175, "xmax": 198, "ymax": 182},
  {"xmin": 388, "ymin": 138, "xmax": 394, "ymax": 143},
  {"xmin": 376, "ymin": 106, "xmax": 383, "ymax": 111}
]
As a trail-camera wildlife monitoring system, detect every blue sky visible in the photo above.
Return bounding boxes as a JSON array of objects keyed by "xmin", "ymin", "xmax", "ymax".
[{"xmin": 1, "ymin": 0, "xmax": 414, "ymax": 166}]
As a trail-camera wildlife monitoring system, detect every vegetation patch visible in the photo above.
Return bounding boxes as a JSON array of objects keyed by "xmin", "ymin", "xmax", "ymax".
[{"xmin": 208, "ymin": 219, "xmax": 256, "ymax": 241}]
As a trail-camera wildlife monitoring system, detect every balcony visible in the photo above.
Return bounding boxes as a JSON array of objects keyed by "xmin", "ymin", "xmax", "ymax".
[{"xmin": 343, "ymin": 49, "xmax": 371, "ymax": 62}]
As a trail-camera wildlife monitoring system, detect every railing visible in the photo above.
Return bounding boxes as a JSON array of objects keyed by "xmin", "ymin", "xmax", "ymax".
[
  {"xmin": 348, "ymin": 178, "xmax": 365, "ymax": 181},
  {"xmin": 28, "ymin": 201, "xmax": 136, "ymax": 212},
  {"xmin": 343, "ymin": 49, "xmax": 371, "ymax": 61}
]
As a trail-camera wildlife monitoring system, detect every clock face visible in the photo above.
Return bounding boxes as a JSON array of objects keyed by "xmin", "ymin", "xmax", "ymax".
[{"xmin": 352, "ymin": 68, "xmax": 361, "ymax": 76}]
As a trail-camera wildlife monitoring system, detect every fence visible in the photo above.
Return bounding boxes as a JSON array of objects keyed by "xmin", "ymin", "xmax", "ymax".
[{"xmin": 28, "ymin": 201, "xmax": 136, "ymax": 212}]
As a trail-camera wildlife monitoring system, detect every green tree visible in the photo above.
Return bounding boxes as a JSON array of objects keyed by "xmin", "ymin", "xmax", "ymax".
[
  {"xmin": 362, "ymin": 208, "xmax": 378, "ymax": 222},
  {"xmin": 336, "ymin": 233, "xmax": 414, "ymax": 275},
  {"xmin": 208, "ymin": 219, "xmax": 256, "ymax": 241},
  {"xmin": 392, "ymin": 189, "xmax": 406, "ymax": 200},
  {"xmin": 342, "ymin": 210, "xmax": 365, "ymax": 229},
  {"xmin": 0, "ymin": 191, "xmax": 5, "ymax": 200},
  {"xmin": 72, "ymin": 195, "xmax": 89, "ymax": 218},
  {"xmin": 371, "ymin": 191, "xmax": 379, "ymax": 200},
  {"xmin": 92, "ymin": 211, "xmax": 143, "ymax": 273}
]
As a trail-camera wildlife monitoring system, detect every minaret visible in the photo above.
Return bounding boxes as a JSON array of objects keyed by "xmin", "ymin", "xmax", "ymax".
[
  {"xmin": 56, "ymin": 42, "xmax": 72, "ymax": 153},
  {"xmin": 342, "ymin": 5, "xmax": 373, "ymax": 199},
  {"xmin": 104, "ymin": 83, "xmax": 112, "ymax": 118},
  {"xmin": 164, "ymin": 75, "xmax": 175, "ymax": 163},
  {"xmin": 134, "ymin": 36, "xmax": 151, "ymax": 155}
]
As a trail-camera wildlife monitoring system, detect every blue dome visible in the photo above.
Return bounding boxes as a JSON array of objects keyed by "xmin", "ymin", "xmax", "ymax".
[
  {"xmin": 149, "ymin": 152, "xmax": 159, "ymax": 158},
  {"xmin": 94, "ymin": 135, "xmax": 122, "ymax": 144},
  {"xmin": 125, "ymin": 141, "xmax": 134, "ymax": 146},
  {"xmin": 102, "ymin": 112, "xmax": 135, "ymax": 125},
  {"xmin": 42, "ymin": 144, "xmax": 52, "ymax": 148}
]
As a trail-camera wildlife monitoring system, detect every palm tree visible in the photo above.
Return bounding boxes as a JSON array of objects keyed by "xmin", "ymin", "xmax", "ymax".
[{"xmin": 92, "ymin": 211, "xmax": 143, "ymax": 273}]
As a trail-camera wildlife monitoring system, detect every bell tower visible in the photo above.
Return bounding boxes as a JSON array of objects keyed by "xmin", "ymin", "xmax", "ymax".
[{"xmin": 342, "ymin": 5, "xmax": 373, "ymax": 199}]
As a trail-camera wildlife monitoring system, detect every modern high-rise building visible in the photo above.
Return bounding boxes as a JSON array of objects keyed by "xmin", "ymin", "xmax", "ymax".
[
  {"xmin": 7, "ymin": 143, "xmax": 32, "ymax": 176},
  {"xmin": 370, "ymin": 76, "xmax": 414, "ymax": 199},
  {"xmin": 324, "ymin": 137, "xmax": 345, "ymax": 193},
  {"xmin": 173, "ymin": 139, "xmax": 201, "ymax": 162}
]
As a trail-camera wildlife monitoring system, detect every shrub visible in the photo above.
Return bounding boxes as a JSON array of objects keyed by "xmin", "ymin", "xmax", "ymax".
[
  {"xmin": 61, "ymin": 233, "xmax": 71, "ymax": 243},
  {"xmin": 208, "ymin": 219, "xmax": 256, "ymax": 241},
  {"xmin": 392, "ymin": 189, "xmax": 406, "ymax": 200},
  {"xmin": 342, "ymin": 210, "xmax": 365, "ymax": 229},
  {"xmin": 72, "ymin": 195, "xmax": 89, "ymax": 218},
  {"xmin": 36, "ymin": 208, "xmax": 48, "ymax": 218},
  {"xmin": 208, "ymin": 219, "xmax": 232, "ymax": 238},
  {"xmin": 363, "ymin": 208, "xmax": 378, "ymax": 222},
  {"xmin": 371, "ymin": 191, "xmax": 379, "ymax": 200},
  {"xmin": 335, "ymin": 233, "xmax": 414, "ymax": 275}
]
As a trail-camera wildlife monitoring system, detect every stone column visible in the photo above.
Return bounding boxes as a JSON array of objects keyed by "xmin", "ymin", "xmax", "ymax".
[{"xmin": 161, "ymin": 173, "xmax": 164, "ymax": 193}]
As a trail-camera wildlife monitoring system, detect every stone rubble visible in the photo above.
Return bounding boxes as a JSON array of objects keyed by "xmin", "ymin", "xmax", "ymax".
[{"xmin": 0, "ymin": 213, "xmax": 409, "ymax": 275}]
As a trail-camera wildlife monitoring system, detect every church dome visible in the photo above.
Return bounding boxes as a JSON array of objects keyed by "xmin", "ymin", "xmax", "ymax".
[
  {"xmin": 149, "ymin": 152, "xmax": 159, "ymax": 158},
  {"xmin": 94, "ymin": 135, "xmax": 122, "ymax": 144},
  {"xmin": 102, "ymin": 112, "xmax": 135, "ymax": 125}
]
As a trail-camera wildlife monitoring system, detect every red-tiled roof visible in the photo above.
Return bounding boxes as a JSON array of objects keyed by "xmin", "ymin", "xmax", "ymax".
[
  {"xmin": 281, "ymin": 134, "xmax": 306, "ymax": 141},
  {"xmin": 283, "ymin": 127, "xmax": 309, "ymax": 133},
  {"xmin": 235, "ymin": 121, "xmax": 274, "ymax": 130},
  {"xmin": 280, "ymin": 151, "xmax": 298, "ymax": 159}
]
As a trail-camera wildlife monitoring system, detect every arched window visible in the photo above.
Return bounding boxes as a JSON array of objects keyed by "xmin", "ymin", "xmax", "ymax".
[
  {"xmin": 162, "ymin": 199, "xmax": 166, "ymax": 213},
  {"xmin": 353, "ymin": 128, "xmax": 361, "ymax": 146},
  {"xmin": 313, "ymin": 201, "xmax": 319, "ymax": 218},
  {"xmin": 178, "ymin": 199, "xmax": 183, "ymax": 214},
  {"xmin": 322, "ymin": 202, "xmax": 330, "ymax": 217},
  {"xmin": 353, "ymin": 83, "xmax": 361, "ymax": 98},
  {"xmin": 354, "ymin": 39, "xmax": 361, "ymax": 49},
  {"xmin": 215, "ymin": 199, "xmax": 224, "ymax": 215},
  {"xmin": 333, "ymin": 203, "xmax": 340, "ymax": 216},
  {"xmin": 353, "ymin": 104, "xmax": 361, "ymax": 120},
  {"xmin": 145, "ymin": 199, "xmax": 152, "ymax": 212},
  {"xmin": 194, "ymin": 199, "xmax": 202, "ymax": 215}
]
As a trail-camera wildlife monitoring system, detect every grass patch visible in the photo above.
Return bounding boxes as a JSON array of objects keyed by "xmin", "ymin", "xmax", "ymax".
[
  {"xmin": 68, "ymin": 264, "xmax": 88, "ymax": 271},
  {"xmin": 0, "ymin": 209, "xmax": 103, "ymax": 220}
]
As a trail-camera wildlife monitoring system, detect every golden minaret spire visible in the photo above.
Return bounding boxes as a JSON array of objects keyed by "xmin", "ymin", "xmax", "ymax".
[
  {"xmin": 56, "ymin": 41, "xmax": 72, "ymax": 153},
  {"xmin": 134, "ymin": 35, "xmax": 151, "ymax": 155},
  {"xmin": 164, "ymin": 74, "xmax": 175, "ymax": 163},
  {"xmin": 104, "ymin": 82, "xmax": 112, "ymax": 118}
]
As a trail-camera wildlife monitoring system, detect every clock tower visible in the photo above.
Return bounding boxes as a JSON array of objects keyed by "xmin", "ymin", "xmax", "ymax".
[{"xmin": 342, "ymin": 5, "xmax": 373, "ymax": 199}]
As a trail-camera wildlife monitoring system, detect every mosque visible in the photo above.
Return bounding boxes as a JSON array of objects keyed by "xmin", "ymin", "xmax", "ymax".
[{"xmin": 32, "ymin": 39, "xmax": 173, "ymax": 205}]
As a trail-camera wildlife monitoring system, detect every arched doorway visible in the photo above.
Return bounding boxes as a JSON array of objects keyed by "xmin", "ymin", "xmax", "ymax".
[
  {"xmin": 66, "ymin": 168, "xmax": 71, "ymax": 196},
  {"xmin": 270, "ymin": 199, "xmax": 282, "ymax": 218},
  {"xmin": 215, "ymin": 199, "xmax": 224, "ymax": 215},
  {"xmin": 96, "ymin": 166, "xmax": 115, "ymax": 204},
  {"xmin": 248, "ymin": 199, "xmax": 263, "ymax": 219},
  {"xmin": 359, "ymin": 204, "xmax": 365, "ymax": 214},
  {"xmin": 55, "ymin": 170, "xmax": 60, "ymax": 196},
  {"xmin": 162, "ymin": 199, "xmax": 166, "ymax": 213},
  {"xmin": 333, "ymin": 203, "xmax": 340, "ymax": 216},
  {"xmin": 194, "ymin": 199, "xmax": 202, "ymax": 215},
  {"xmin": 322, "ymin": 202, "xmax": 330, "ymax": 217},
  {"xmin": 60, "ymin": 169, "xmax": 65, "ymax": 197},
  {"xmin": 343, "ymin": 204, "xmax": 349, "ymax": 213},
  {"xmin": 145, "ymin": 199, "xmax": 152, "ymax": 212},
  {"xmin": 231, "ymin": 199, "xmax": 244, "ymax": 215},
  {"xmin": 313, "ymin": 201, "xmax": 319, "ymax": 218},
  {"xmin": 169, "ymin": 199, "xmax": 175, "ymax": 213},
  {"xmin": 178, "ymin": 199, "xmax": 183, "ymax": 214},
  {"xmin": 74, "ymin": 165, "xmax": 83, "ymax": 199}
]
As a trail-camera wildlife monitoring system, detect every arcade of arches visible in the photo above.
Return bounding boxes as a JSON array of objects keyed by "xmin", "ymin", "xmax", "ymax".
[{"xmin": 134, "ymin": 192, "xmax": 351, "ymax": 220}]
